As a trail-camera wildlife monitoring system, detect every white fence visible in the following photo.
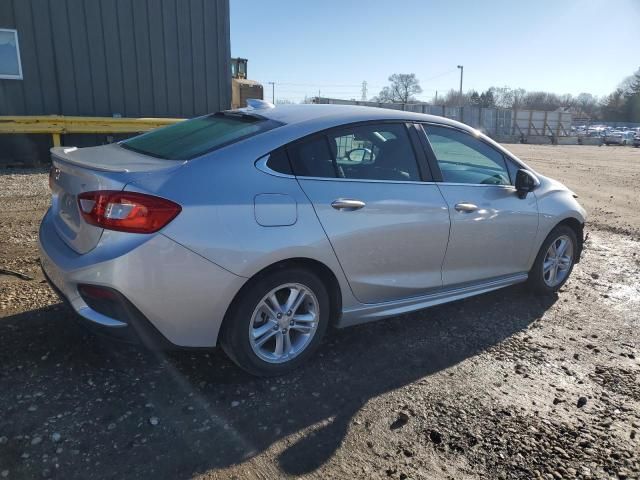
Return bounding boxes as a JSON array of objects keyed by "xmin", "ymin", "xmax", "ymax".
[{"xmin": 312, "ymin": 97, "xmax": 572, "ymax": 139}]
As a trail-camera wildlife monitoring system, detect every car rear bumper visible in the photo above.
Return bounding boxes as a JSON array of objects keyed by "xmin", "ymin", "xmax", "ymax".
[
  {"xmin": 40, "ymin": 264, "xmax": 168, "ymax": 346},
  {"xmin": 38, "ymin": 208, "xmax": 246, "ymax": 348}
]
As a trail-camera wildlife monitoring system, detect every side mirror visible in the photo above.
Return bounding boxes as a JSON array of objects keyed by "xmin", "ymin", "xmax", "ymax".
[
  {"xmin": 515, "ymin": 169, "xmax": 539, "ymax": 199},
  {"xmin": 346, "ymin": 148, "xmax": 370, "ymax": 163}
]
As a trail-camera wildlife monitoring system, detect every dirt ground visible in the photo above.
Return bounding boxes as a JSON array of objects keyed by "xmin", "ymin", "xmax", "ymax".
[{"xmin": 0, "ymin": 144, "xmax": 638, "ymax": 480}]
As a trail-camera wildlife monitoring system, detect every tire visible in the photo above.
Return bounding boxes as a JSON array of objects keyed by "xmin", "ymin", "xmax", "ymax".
[
  {"xmin": 220, "ymin": 267, "xmax": 330, "ymax": 376},
  {"xmin": 527, "ymin": 225, "xmax": 578, "ymax": 295}
]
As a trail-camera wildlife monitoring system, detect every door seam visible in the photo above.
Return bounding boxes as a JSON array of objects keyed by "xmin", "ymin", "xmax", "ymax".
[
  {"xmin": 434, "ymin": 182, "xmax": 453, "ymax": 287},
  {"xmin": 293, "ymin": 176, "xmax": 361, "ymax": 301}
]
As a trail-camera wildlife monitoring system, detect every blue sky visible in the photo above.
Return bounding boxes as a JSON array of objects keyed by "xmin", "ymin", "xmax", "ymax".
[{"xmin": 230, "ymin": 0, "xmax": 640, "ymax": 103}]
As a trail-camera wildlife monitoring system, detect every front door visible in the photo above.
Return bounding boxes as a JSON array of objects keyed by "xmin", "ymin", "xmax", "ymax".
[
  {"xmin": 422, "ymin": 124, "xmax": 539, "ymax": 286},
  {"xmin": 288, "ymin": 122, "xmax": 450, "ymax": 304}
]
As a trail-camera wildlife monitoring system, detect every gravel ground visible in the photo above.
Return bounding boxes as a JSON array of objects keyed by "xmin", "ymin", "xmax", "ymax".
[{"xmin": 0, "ymin": 145, "xmax": 638, "ymax": 480}]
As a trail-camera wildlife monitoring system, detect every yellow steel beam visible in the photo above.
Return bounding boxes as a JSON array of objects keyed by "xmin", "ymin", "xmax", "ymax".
[{"xmin": 0, "ymin": 115, "xmax": 183, "ymax": 135}]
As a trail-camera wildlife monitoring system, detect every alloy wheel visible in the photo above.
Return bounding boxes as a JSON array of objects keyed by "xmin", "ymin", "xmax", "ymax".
[
  {"xmin": 542, "ymin": 234, "xmax": 574, "ymax": 287},
  {"xmin": 249, "ymin": 283, "xmax": 319, "ymax": 364}
]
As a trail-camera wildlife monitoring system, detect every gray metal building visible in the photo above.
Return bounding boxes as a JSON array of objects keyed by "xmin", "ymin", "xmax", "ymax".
[{"xmin": 0, "ymin": 0, "xmax": 231, "ymax": 163}]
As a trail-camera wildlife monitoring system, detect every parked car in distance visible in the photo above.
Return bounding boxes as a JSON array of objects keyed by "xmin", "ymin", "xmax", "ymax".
[
  {"xmin": 633, "ymin": 134, "xmax": 640, "ymax": 148},
  {"xmin": 605, "ymin": 130, "xmax": 635, "ymax": 145},
  {"xmin": 39, "ymin": 102, "xmax": 586, "ymax": 376}
]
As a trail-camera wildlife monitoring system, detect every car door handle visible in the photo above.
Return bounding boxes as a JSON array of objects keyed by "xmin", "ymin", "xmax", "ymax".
[
  {"xmin": 331, "ymin": 199, "xmax": 366, "ymax": 211},
  {"xmin": 454, "ymin": 202, "xmax": 478, "ymax": 213}
]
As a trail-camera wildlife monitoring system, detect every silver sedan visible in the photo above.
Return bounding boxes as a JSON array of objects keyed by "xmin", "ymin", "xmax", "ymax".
[{"xmin": 39, "ymin": 102, "xmax": 586, "ymax": 376}]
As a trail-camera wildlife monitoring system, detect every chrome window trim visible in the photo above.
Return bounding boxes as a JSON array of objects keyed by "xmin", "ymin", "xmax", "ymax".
[
  {"xmin": 294, "ymin": 175, "xmax": 437, "ymax": 186},
  {"xmin": 258, "ymin": 153, "xmax": 518, "ymax": 189},
  {"xmin": 437, "ymin": 182, "xmax": 516, "ymax": 189},
  {"xmin": 256, "ymin": 153, "xmax": 434, "ymax": 185}
]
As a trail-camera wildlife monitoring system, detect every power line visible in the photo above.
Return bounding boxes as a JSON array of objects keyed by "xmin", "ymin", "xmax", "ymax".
[
  {"xmin": 274, "ymin": 82, "xmax": 382, "ymax": 88},
  {"xmin": 422, "ymin": 68, "xmax": 458, "ymax": 82}
]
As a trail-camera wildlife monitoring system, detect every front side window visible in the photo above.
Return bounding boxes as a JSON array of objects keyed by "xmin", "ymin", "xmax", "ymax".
[
  {"xmin": 0, "ymin": 29, "xmax": 23, "ymax": 80},
  {"xmin": 289, "ymin": 123, "xmax": 421, "ymax": 182},
  {"xmin": 425, "ymin": 125, "xmax": 511, "ymax": 185},
  {"xmin": 121, "ymin": 112, "xmax": 282, "ymax": 160}
]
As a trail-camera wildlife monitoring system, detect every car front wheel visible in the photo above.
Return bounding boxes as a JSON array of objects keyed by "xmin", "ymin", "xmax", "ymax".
[
  {"xmin": 221, "ymin": 267, "xmax": 330, "ymax": 376},
  {"xmin": 528, "ymin": 225, "xmax": 577, "ymax": 294}
]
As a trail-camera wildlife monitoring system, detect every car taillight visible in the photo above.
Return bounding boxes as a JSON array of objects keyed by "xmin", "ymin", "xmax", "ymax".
[{"xmin": 77, "ymin": 190, "xmax": 181, "ymax": 234}]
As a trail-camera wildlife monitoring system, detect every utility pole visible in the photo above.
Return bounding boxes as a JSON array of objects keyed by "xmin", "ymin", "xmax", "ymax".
[
  {"xmin": 435, "ymin": 90, "xmax": 438, "ymax": 104},
  {"xmin": 268, "ymin": 82, "xmax": 275, "ymax": 103},
  {"xmin": 361, "ymin": 81, "xmax": 368, "ymax": 102},
  {"xmin": 457, "ymin": 65, "xmax": 464, "ymax": 103}
]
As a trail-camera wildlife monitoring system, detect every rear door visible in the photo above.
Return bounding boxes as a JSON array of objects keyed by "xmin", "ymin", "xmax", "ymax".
[
  {"xmin": 420, "ymin": 124, "xmax": 539, "ymax": 287},
  {"xmin": 289, "ymin": 122, "xmax": 450, "ymax": 304}
]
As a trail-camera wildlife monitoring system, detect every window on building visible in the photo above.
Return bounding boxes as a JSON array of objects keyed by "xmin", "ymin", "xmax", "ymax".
[{"xmin": 0, "ymin": 29, "xmax": 22, "ymax": 80}]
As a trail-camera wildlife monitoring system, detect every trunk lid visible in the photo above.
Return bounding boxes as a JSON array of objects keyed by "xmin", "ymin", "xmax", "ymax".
[{"xmin": 49, "ymin": 144, "xmax": 183, "ymax": 254}]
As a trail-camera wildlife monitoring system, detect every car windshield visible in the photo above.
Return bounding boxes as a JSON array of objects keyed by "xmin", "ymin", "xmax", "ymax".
[{"xmin": 121, "ymin": 112, "xmax": 282, "ymax": 160}]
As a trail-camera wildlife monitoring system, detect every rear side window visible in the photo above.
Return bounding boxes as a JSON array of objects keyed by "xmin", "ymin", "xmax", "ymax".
[
  {"xmin": 288, "ymin": 123, "xmax": 421, "ymax": 182},
  {"xmin": 288, "ymin": 136, "xmax": 337, "ymax": 178},
  {"xmin": 121, "ymin": 112, "xmax": 282, "ymax": 160},
  {"xmin": 265, "ymin": 148, "xmax": 293, "ymax": 175},
  {"xmin": 329, "ymin": 124, "xmax": 420, "ymax": 181}
]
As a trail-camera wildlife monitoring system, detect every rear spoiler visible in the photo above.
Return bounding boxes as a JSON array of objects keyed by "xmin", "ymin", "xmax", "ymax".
[{"xmin": 50, "ymin": 144, "xmax": 184, "ymax": 173}]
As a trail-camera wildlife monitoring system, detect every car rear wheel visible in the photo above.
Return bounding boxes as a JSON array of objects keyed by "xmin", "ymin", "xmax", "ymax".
[
  {"xmin": 528, "ymin": 225, "xmax": 577, "ymax": 295},
  {"xmin": 221, "ymin": 268, "xmax": 330, "ymax": 376}
]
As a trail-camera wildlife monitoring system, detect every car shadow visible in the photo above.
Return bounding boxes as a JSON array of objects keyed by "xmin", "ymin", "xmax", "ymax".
[{"xmin": 0, "ymin": 285, "xmax": 556, "ymax": 479}]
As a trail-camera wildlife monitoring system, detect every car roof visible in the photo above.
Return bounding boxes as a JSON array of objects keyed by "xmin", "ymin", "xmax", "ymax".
[
  {"xmin": 239, "ymin": 103, "xmax": 475, "ymax": 133},
  {"xmin": 216, "ymin": 103, "xmax": 528, "ymax": 169}
]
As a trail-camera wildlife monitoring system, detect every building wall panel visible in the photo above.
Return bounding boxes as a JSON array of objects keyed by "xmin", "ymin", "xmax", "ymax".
[{"xmin": 0, "ymin": 0, "xmax": 231, "ymax": 118}]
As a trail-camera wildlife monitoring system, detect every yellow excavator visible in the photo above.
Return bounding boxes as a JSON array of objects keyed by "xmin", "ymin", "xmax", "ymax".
[{"xmin": 231, "ymin": 58, "xmax": 264, "ymax": 109}]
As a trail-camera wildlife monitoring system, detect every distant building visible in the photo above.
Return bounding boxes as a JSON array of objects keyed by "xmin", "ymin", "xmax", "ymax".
[{"xmin": 0, "ymin": 0, "xmax": 231, "ymax": 165}]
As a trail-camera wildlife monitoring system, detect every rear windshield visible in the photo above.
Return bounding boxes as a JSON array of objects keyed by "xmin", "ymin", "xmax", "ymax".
[{"xmin": 121, "ymin": 112, "xmax": 282, "ymax": 160}]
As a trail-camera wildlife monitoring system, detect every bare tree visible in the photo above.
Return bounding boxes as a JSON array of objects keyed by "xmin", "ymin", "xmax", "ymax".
[
  {"xmin": 438, "ymin": 89, "xmax": 471, "ymax": 106},
  {"xmin": 575, "ymin": 93, "xmax": 600, "ymax": 118},
  {"xmin": 558, "ymin": 93, "xmax": 576, "ymax": 109},
  {"xmin": 617, "ymin": 67, "xmax": 640, "ymax": 94},
  {"xmin": 376, "ymin": 74, "xmax": 422, "ymax": 103},
  {"xmin": 487, "ymin": 87, "xmax": 526, "ymax": 109}
]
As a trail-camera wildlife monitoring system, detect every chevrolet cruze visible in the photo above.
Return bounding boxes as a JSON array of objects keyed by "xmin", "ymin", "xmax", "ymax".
[{"xmin": 39, "ymin": 102, "xmax": 586, "ymax": 376}]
